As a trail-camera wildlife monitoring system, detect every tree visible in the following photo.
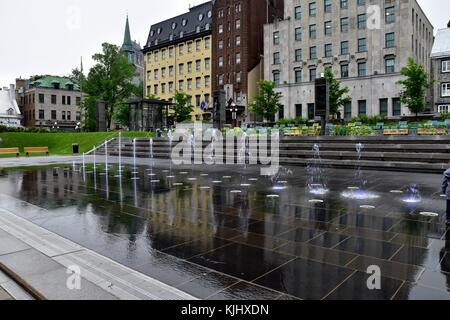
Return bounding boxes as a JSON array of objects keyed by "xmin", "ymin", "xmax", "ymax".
[
  {"xmin": 248, "ymin": 81, "xmax": 283, "ymax": 122},
  {"xmin": 83, "ymin": 43, "xmax": 136, "ymax": 130},
  {"xmin": 397, "ymin": 57, "xmax": 430, "ymax": 116},
  {"xmin": 172, "ymin": 91, "xmax": 193, "ymax": 123},
  {"xmin": 324, "ymin": 68, "xmax": 351, "ymax": 117}
]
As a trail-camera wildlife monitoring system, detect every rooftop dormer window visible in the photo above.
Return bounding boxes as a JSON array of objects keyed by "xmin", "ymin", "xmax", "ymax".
[
  {"xmin": 52, "ymin": 82, "xmax": 60, "ymax": 89},
  {"xmin": 198, "ymin": 14, "xmax": 204, "ymax": 21},
  {"xmin": 182, "ymin": 19, "xmax": 187, "ymax": 26},
  {"xmin": 172, "ymin": 22, "xmax": 177, "ymax": 30}
]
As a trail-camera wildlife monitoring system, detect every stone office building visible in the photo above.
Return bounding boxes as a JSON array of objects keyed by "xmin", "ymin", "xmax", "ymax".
[
  {"xmin": 17, "ymin": 76, "xmax": 82, "ymax": 130},
  {"xmin": 431, "ymin": 27, "xmax": 450, "ymax": 114},
  {"xmin": 264, "ymin": 0, "xmax": 434, "ymax": 120}
]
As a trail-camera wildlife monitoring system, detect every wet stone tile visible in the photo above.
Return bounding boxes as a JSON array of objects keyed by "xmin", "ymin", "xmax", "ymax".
[
  {"xmin": 335, "ymin": 237, "xmax": 402, "ymax": 260},
  {"xmin": 162, "ymin": 237, "xmax": 232, "ymax": 260},
  {"xmin": 188, "ymin": 243, "xmax": 294, "ymax": 282},
  {"xmin": 276, "ymin": 227, "xmax": 325, "ymax": 244},
  {"xmin": 207, "ymin": 281, "xmax": 283, "ymax": 300},
  {"xmin": 346, "ymin": 256, "xmax": 425, "ymax": 282},
  {"xmin": 275, "ymin": 242, "xmax": 357, "ymax": 267},
  {"xmin": 393, "ymin": 282, "xmax": 450, "ymax": 300},
  {"xmin": 176, "ymin": 272, "xmax": 239, "ymax": 299},
  {"xmin": 390, "ymin": 245, "xmax": 442, "ymax": 269},
  {"xmin": 229, "ymin": 232, "xmax": 289, "ymax": 250},
  {"xmin": 307, "ymin": 232, "xmax": 350, "ymax": 249},
  {"xmin": 254, "ymin": 257, "xmax": 354, "ymax": 300},
  {"xmin": 324, "ymin": 271, "xmax": 404, "ymax": 300}
]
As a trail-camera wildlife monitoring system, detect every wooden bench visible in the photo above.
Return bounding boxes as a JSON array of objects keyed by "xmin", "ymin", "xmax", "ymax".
[
  {"xmin": 0, "ymin": 148, "xmax": 20, "ymax": 157},
  {"xmin": 24, "ymin": 147, "xmax": 49, "ymax": 157}
]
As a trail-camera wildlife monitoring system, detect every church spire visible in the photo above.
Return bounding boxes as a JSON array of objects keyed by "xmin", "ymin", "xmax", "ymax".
[{"xmin": 122, "ymin": 14, "xmax": 133, "ymax": 53}]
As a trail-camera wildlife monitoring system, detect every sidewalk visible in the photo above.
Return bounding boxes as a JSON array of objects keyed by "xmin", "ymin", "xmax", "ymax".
[{"xmin": 0, "ymin": 207, "xmax": 196, "ymax": 300}]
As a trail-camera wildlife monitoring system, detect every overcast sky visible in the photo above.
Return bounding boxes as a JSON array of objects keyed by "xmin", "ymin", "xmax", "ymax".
[{"xmin": 0, "ymin": 0, "xmax": 449, "ymax": 85}]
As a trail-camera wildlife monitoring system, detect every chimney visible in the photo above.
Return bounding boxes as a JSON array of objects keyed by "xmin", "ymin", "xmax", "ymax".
[{"xmin": 9, "ymin": 84, "xmax": 15, "ymax": 102}]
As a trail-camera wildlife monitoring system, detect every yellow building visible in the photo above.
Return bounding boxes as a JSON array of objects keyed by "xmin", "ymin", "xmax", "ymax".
[{"xmin": 143, "ymin": 2, "xmax": 213, "ymax": 121}]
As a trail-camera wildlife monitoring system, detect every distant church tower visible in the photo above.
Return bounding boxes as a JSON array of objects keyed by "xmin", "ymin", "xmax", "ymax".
[{"xmin": 122, "ymin": 15, "xmax": 144, "ymax": 86}]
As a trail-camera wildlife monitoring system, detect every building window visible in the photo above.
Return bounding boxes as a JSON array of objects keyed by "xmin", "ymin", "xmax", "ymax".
[
  {"xmin": 295, "ymin": 6, "xmax": 302, "ymax": 20},
  {"xmin": 310, "ymin": 69, "xmax": 316, "ymax": 82},
  {"xmin": 187, "ymin": 79, "xmax": 193, "ymax": 91},
  {"xmin": 341, "ymin": 64, "xmax": 349, "ymax": 78},
  {"xmin": 358, "ymin": 38, "xmax": 367, "ymax": 52},
  {"xmin": 236, "ymin": 53, "xmax": 241, "ymax": 65},
  {"xmin": 442, "ymin": 83, "xmax": 450, "ymax": 97},
  {"xmin": 205, "ymin": 38, "xmax": 210, "ymax": 49},
  {"xmin": 393, "ymin": 98, "xmax": 401, "ymax": 116},
  {"xmin": 309, "ymin": 2, "xmax": 316, "ymax": 16},
  {"xmin": 358, "ymin": 100, "xmax": 366, "ymax": 115},
  {"xmin": 218, "ymin": 75, "xmax": 224, "ymax": 86},
  {"xmin": 273, "ymin": 52, "xmax": 280, "ymax": 64},
  {"xmin": 309, "ymin": 24, "xmax": 316, "ymax": 39},
  {"xmin": 340, "ymin": 0, "xmax": 348, "ymax": 9},
  {"xmin": 67, "ymin": 96, "xmax": 71, "ymax": 105},
  {"xmin": 236, "ymin": 72, "xmax": 241, "ymax": 84},
  {"xmin": 187, "ymin": 42, "xmax": 193, "ymax": 53},
  {"xmin": 39, "ymin": 110, "xmax": 44, "ymax": 120},
  {"xmin": 385, "ymin": 6, "xmax": 395, "ymax": 24},
  {"xmin": 51, "ymin": 110, "xmax": 57, "ymax": 120},
  {"xmin": 358, "ymin": 62, "xmax": 366, "ymax": 77},
  {"xmin": 76, "ymin": 112, "xmax": 81, "ymax": 121},
  {"xmin": 357, "ymin": 14, "xmax": 366, "ymax": 29},
  {"xmin": 324, "ymin": 21, "xmax": 332, "ymax": 36},
  {"xmin": 340, "ymin": 17, "xmax": 349, "ymax": 32},
  {"xmin": 442, "ymin": 60, "xmax": 450, "ymax": 73},
  {"xmin": 196, "ymin": 77, "xmax": 201, "ymax": 89},
  {"xmin": 62, "ymin": 111, "xmax": 66, "ymax": 120},
  {"xmin": 310, "ymin": 46, "xmax": 317, "ymax": 59},
  {"xmin": 273, "ymin": 72, "xmax": 280, "ymax": 85},
  {"xmin": 325, "ymin": 44, "xmax": 332, "ymax": 57},
  {"xmin": 295, "ymin": 104, "xmax": 302, "ymax": 118},
  {"xmin": 273, "ymin": 31, "xmax": 280, "ymax": 45},
  {"xmin": 218, "ymin": 24, "xmax": 223, "ymax": 34},
  {"xmin": 196, "ymin": 60, "xmax": 201, "ymax": 71},
  {"xmin": 341, "ymin": 41, "xmax": 349, "ymax": 55},
  {"xmin": 67, "ymin": 111, "xmax": 71, "ymax": 121},
  {"xmin": 236, "ymin": 19, "xmax": 241, "ymax": 30},
  {"xmin": 438, "ymin": 105, "xmax": 450, "ymax": 113},
  {"xmin": 154, "ymin": 85, "xmax": 158, "ymax": 95},
  {"xmin": 219, "ymin": 57, "xmax": 223, "ymax": 68},
  {"xmin": 38, "ymin": 94, "xmax": 44, "ymax": 104},
  {"xmin": 324, "ymin": 0, "xmax": 332, "ymax": 13},
  {"xmin": 76, "ymin": 97, "xmax": 81, "ymax": 106},
  {"xmin": 357, "ymin": 0, "xmax": 366, "ymax": 5},
  {"xmin": 295, "ymin": 69, "xmax": 302, "ymax": 83},
  {"xmin": 385, "ymin": 57, "xmax": 395, "ymax": 73},
  {"xmin": 344, "ymin": 101, "xmax": 352, "ymax": 119},
  {"xmin": 295, "ymin": 49, "xmax": 302, "ymax": 62},
  {"xmin": 385, "ymin": 32, "xmax": 395, "ymax": 48},
  {"xmin": 308, "ymin": 103, "xmax": 315, "ymax": 119},
  {"xmin": 379, "ymin": 99, "xmax": 388, "ymax": 116},
  {"xmin": 236, "ymin": 35, "xmax": 241, "ymax": 46},
  {"xmin": 179, "ymin": 80, "xmax": 184, "ymax": 91},
  {"xmin": 295, "ymin": 28, "xmax": 302, "ymax": 41},
  {"xmin": 205, "ymin": 58, "xmax": 210, "ymax": 70},
  {"xmin": 62, "ymin": 96, "xmax": 66, "ymax": 105}
]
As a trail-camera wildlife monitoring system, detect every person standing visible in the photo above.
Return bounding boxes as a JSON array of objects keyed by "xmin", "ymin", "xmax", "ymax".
[{"xmin": 443, "ymin": 163, "xmax": 450, "ymax": 225}]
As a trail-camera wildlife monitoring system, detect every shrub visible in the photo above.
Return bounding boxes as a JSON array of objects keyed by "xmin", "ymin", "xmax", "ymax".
[{"xmin": 350, "ymin": 115, "xmax": 387, "ymax": 126}]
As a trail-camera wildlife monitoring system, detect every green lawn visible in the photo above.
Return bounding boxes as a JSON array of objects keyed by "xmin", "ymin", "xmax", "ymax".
[{"xmin": 0, "ymin": 132, "xmax": 153, "ymax": 156}]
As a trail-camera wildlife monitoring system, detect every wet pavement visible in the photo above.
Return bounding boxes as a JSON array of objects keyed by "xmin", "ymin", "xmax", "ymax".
[{"xmin": 0, "ymin": 162, "xmax": 448, "ymax": 300}]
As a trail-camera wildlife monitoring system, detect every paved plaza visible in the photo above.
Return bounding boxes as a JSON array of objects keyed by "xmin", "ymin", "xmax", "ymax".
[{"xmin": 0, "ymin": 158, "xmax": 448, "ymax": 300}]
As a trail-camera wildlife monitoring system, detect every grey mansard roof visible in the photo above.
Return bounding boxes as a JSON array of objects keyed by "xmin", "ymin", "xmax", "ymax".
[
  {"xmin": 143, "ymin": 1, "xmax": 212, "ymax": 52},
  {"xmin": 431, "ymin": 28, "xmax": 450, "ymax": 58}
]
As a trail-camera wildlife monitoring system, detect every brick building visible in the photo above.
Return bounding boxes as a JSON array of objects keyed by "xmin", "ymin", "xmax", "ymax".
[{"xmin": 212, "ymin": 0, "xmax": 284, "ymax": 127}]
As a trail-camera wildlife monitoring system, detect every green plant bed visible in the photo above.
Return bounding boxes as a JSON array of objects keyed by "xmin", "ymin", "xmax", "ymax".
[{"xmin": 0, "ymin": 132, "xmax": 153, "ymax": 156}]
